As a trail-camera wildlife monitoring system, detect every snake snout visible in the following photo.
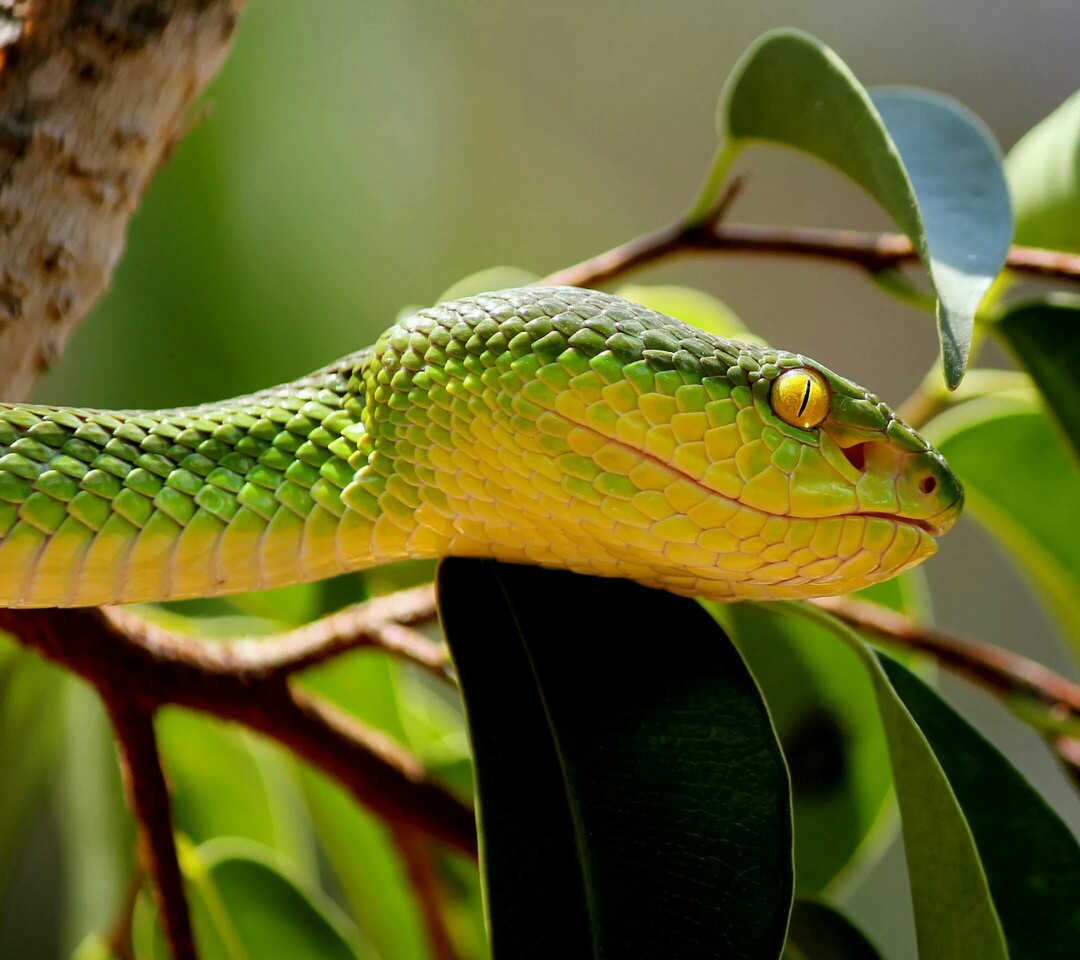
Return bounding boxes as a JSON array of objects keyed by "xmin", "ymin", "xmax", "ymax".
[{"xmin": 897, "ymin": 450, "xmax": 964, "ymax": 536}]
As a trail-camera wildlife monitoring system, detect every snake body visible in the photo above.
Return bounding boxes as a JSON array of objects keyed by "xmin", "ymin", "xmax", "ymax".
[{"xmin": 0, "ymin": 287, "xmax": 962, "ymax": 608}]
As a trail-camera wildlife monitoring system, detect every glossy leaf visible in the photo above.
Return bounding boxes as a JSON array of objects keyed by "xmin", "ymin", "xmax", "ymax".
[
  {"xmin": 783, "ymin": 899, "xmax": 883, "ymax": 960},
  {"xmin": 1007, "ymin": 89, "xmax": 1080, "ymax": 252},
  {"xmin": 726, "ymin": 574, "xmax": 928, "ymax": 897},
  {"xmin": 439, "ymin": 559, "xmax": 792, "ymax": 960},
  {"xmin": 995, "ymin": 295, "xmax": 1080, "ymax": 459},
  {"xmin": 717, "ymin": 30, "xmax": 1012, "ymax": 387},
  {"xmin": 783, "ymin": 604, "xmax": 1009, "ymax": 960},
  {"xmin": 721, "ymin": 592, "xmax": 898, "ymax": 894},
  {"xmin": 882, "ymin": 655, "xmax": 1080, "ymax": 959},
  {"xmin": 928, "ymin": 395, "xmax": 1080, "ymax": 648}
]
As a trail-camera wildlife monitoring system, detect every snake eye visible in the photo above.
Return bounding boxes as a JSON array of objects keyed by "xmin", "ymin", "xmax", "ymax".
[{"xmin": 770, "ymin": 368, "xmax": 831, "ymax": 429}]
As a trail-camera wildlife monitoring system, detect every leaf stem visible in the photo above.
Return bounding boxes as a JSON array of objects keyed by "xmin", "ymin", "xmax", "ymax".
[{"xmin": 684, "ymin": 140, "xmax": 743, "ymax": 227}]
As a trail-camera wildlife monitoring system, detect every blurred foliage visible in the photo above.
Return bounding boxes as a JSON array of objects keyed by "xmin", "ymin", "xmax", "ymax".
[{"xmin": 1, "ymin": 12, "xmax": 1080, "ymax": 960}]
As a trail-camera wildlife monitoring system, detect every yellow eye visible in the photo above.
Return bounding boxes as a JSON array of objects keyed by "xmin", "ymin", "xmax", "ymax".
[{"xmin": 770, "ymin": 368, "xmax": 831, "ymax": 429}]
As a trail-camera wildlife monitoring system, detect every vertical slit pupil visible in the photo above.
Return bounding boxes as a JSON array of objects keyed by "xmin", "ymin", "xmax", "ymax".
[{"xmin": 797, "ymin": 377, "xmax": 813, "ymax": 418}]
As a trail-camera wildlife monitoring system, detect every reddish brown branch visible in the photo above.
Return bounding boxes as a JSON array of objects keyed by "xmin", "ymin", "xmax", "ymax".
[
  {"xmin": 811, "ymin": 595, "xmax": 1080, "ymax": 716},
  {"xmin": 543, "ymin": 219, "xmax": 1080, "ymax": 290},
  {"xmin": 101, "ymin": 695, "xmax": 194, "ymax": 960},
  {"xmin": 0, "ymin": 607, "xmax": 478, "ymax": 858},
  {"xmin": 811, "ymin": 595, "xmax": 1080, "ymax": 787},
  {"xmin": 391, "ymin": 825, "xmax": 461, "ymax": 960}
]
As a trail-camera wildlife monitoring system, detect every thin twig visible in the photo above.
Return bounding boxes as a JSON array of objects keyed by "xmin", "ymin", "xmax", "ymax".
[
  {"xmin": 543, "ymin": 219, "xmax": 1080, "ymax": 290},
  {"xmin": 390, "ymin": 825, "xmax": 461, "ymax": 960},
  {"xmin": 113, "ymin": 584, "xmax": 449, "ymax": 680},
  {"xmin": 101, "ymin": 695, "xmax": 195, "ymax": 960},
  {"xmin": 0, "ymin": 607, "xmax": 478, "ymax": 858}
]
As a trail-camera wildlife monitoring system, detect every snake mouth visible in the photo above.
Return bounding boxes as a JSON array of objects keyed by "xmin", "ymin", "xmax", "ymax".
[{"xmin": 859, "ymin": 512, "xmax": 950, "ymax": 538}]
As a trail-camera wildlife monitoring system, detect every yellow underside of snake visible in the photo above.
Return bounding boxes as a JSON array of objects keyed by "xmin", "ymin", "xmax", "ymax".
[{"xmin": 0, "ymin": 287, "xmax": 962, "ymax": 608}]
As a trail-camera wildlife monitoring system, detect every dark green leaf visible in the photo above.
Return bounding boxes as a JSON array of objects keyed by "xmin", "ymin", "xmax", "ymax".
[
  {"xmin": 722, "ymin": 603, "xmax": 893, "ymax": 895},
  {"xmin": 928, "ymin": 395, "xmax": 1080, "ymax": 648},
  {"xmin": 1007, "ymin": 90, "xmax": 1080, "ymax": 252},
  {"xmin": 784, "ymin": 604, "xmax": 1009, "ymax": 960},
  {"xmin": 995, "ymin": 295, "xmax": 1080, "ymax": 460},
  {"xmin": 439, "ymin": 560, "xmax": 792, "ymax": 960},
  {"xmin": 783, "ymin": 899, "xmax": 883, "ymax": 960},
  {"xmin": 882, "ymin": 654, "xmax": 1080, "ymax": 960},
  {"xmin": 716, "ymin": 30, "xmax": 1012, "ymax": 387}
]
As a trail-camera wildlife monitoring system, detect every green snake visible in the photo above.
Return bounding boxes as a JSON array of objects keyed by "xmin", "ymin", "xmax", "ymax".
[{"xmin": 0, "ymin": 287, "xmax": 962, "ymax": 608}]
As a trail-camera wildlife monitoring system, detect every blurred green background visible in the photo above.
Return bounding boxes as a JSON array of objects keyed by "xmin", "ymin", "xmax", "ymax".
[{"xmin": 3, "ymin": 1, "xmax": 1079, "ymax": 957}]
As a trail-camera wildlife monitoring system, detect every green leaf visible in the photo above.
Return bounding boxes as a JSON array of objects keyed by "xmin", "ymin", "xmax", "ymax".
[
  {"xmin": 1006, "ymin": 90, "xmax": 1080, "ymax": 252},
  {"xmin": 439, "ymin": 559, "xmax": 792, "ymax": 960},
  {"xmin": 61, "ymin": 683, "xmax": 136, "ymax": 953},
  {"xmin": 71, "ymin": 934, "xmax": 120, "ymax": 960},
  {"xmin": 300, "ymin": 640, "xmax": 482, "ymax": 959},
  {"xmin": 439, "ymin": 267, "xmax": 541, "ymax": 301},
  {"xmin": 612, "ymin": 284, "xmax": 758, "ymax": 342},
  {"xmin": 301, "ymin": 769, "xmax": 430, "ymax": 960},
  {"xmin": 783, "ymin": 899, "xmax": 883, "ymax": 960},
  {"xmin": 995, "ymin": 295, "xmax": 1080, "ymax": 460},
  {"xmin": 141, "ymin": 838, "xmax": 365, "ymax": 960},
  {"xmin": 782, "ymin": 604, "xmax": 1008, "ymax": 960},
  {"xmin": 882, "ymin": 655, "xmax": 1080, "ymax": 959},
  {"xmin": 0, "ymin": 641, "xmax": 65, "ymax": 903},
  {"xmin": 156, "ymin": 711, "xmax": 315, "ymax": 873},
  {"xmin": 927, "ymin": 395, "xmax": 1080, "ymax": 648},
  {"xmin": 715, "ymin": 29, "xmax": 1012, "ymax": 387}
]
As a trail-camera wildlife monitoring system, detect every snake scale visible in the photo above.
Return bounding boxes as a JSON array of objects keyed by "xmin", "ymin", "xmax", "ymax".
[{"xmin": 0, "ymin": 287, "xmax": 962, "ymax": 608}]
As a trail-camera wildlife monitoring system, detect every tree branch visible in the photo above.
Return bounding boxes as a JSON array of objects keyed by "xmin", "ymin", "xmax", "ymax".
[
  {"xmin": 101, "ymin": 695, "xmax": 194, "ymax": 960},
  {"xmin": 0, "ymin": 606, "xmax": 478, "ymax": 858},
  {"xmin": 0, "ymin": 0, "xmax": 244, "ymax": 400},
  {"xmin": 543, "ymin": 218, "xmax": 1080, "ymax": 291},
  {"xmin": 811, "ymin": 595, "xmax": 1080, "ymax": 781},
  {"xmin": 104, "ymin": 584, "xmax": 449, "ymax": 682},
  {"xmin": 390, "ymin": 825, "xmax": 461, "ymax": 960},
  {"xmin": 811, "ymin": 595, "xmax": 1080, "ymax": 716}
]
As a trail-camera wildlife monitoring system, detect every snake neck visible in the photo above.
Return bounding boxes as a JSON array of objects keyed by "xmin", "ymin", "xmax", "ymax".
[{"xmin": 0, "ymin": 351, "xmax": 392, "ymax": 607}]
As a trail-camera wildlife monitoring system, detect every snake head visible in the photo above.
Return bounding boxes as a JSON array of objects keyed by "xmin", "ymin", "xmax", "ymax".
[
  {"xmin": 787, "ymin": 359, "xmax": 964, "ymax": 538},
  {"xmin": 356, "ymin": 288, "xmax": 964, "ymax": 602}
]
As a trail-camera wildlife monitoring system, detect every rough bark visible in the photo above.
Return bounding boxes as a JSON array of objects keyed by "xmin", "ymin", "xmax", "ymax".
[{"xmin": 0, "ymin": 0, "xmax": 243, "ymax": 400}]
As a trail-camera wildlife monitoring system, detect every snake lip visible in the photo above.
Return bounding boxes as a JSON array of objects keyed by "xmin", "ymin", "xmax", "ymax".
[{"xmin": 859, "ymin": 512, "xmax": 946, "ymax": 537}]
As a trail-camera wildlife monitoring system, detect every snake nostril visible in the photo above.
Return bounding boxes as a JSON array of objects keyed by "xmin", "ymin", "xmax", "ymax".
[{"xmin": 919, "ymin": 475, "xmax": 938, "ymax": 495}]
